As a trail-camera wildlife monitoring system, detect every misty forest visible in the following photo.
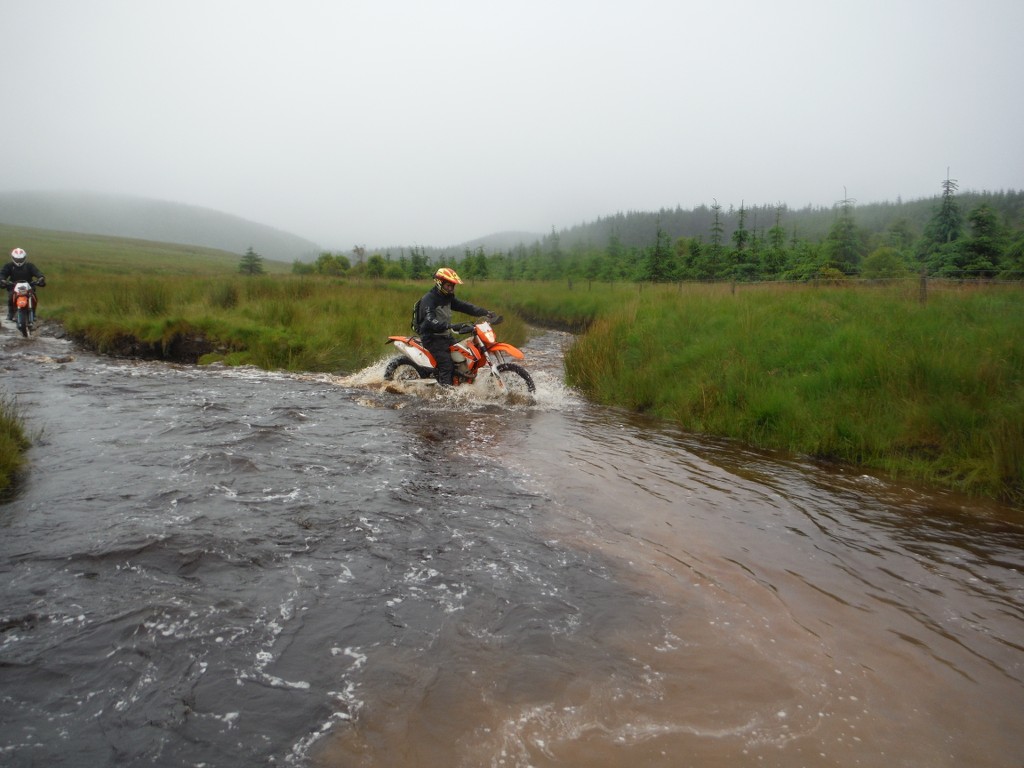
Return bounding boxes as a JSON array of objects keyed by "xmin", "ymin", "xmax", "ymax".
[{"xmin": 296, "ymin": 183, "xmax": 1024, "ymax": 285}]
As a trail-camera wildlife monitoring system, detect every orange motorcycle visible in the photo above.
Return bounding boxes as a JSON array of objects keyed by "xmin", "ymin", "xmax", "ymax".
[
  {"xmin": 384, "ymin": 317, "xmax": 535, "ymax": 394},
  {"xmin": 9, "ymin": 278, "xmax": 44, "ymax": 338}
]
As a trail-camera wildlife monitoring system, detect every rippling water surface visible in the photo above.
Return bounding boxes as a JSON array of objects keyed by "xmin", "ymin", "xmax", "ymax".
[{"xmin": 1, "ymin": 328, "xmax": 1022, "ymax": 767}]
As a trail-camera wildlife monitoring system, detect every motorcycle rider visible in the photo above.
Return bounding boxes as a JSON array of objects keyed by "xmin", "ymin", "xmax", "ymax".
[
  {"xmin": 1, "ymin": 248, "xmax": 46, "ymax": 325},
  {"xmin": 416, "ymin": 267, "xmax": 493, "ymax": 387}
]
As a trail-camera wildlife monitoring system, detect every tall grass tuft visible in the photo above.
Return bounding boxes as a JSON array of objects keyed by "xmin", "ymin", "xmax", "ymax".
[
  {"xmin": 208, "ymin": 281, "xmax": 240, "ymax": 310},
  {"xmin": 0, "ymin": 392, "xmax": 30, "ymax": 495}
]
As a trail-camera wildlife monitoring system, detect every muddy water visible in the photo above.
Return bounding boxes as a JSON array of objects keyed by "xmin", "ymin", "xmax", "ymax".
[{"xmin": 1, "ymin": 327, "xmax": 1022, "ymax": 767}]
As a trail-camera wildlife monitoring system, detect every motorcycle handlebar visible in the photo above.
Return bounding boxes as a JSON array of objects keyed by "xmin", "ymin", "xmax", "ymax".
[{"xmin": 448, "ymin": 315, "xmax": 504, "ymax": 334}]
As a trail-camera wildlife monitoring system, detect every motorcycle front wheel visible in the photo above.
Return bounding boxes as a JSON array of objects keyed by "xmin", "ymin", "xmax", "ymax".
[
  {"xmin": 495, "ymin": 363, "xmax": 536, "ymax": 394},
  {"xmin": 384, "ymin": 357, "xmax": 430, "ymax": 382},
  {"xmin": 16, "ymin": 308, "xmax": 30, "ymax": 338}
]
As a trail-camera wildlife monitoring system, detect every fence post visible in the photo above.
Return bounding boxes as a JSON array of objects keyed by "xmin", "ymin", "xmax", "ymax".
[{"xmin": 919, "ymin": 267, "xmax": 928, "ymax": 305}]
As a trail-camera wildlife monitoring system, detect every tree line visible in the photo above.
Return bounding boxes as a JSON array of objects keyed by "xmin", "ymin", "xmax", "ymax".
[{"xmin": 288, "ymin": 181, "xmax": 1024, "ymax": 283}]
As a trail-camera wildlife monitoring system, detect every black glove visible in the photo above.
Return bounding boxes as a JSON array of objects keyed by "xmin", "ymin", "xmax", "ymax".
[{"xmin": 451, "ymin": 322, "xmax": 475, "ymax": 334}]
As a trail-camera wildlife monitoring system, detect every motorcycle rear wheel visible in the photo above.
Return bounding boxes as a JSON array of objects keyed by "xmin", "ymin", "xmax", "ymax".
[
  {"xmin": 495, "ymin": 363, "xmax": 535, "ymax": 394},
  {"xmin": 384, "ymin": 357, "xmax": 429, "ymax": 382}
]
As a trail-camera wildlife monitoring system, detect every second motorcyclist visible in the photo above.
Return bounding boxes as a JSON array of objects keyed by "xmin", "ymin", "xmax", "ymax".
[{"xmin": 1, "ymin": 247, "xmax": 46, "ymax": 325}]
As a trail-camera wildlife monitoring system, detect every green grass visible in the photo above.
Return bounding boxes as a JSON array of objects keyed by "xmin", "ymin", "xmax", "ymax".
[
  {"xmin": 45, "ymin": 275, "xmax": 439, "ymax": 372},
  {"xmin": 469, "ymin": 279, "xmax": 634, "ymax": 331},
  {"xmin": 0, "ymin": 222, "xmax": 290, "ymax": 276},
  {"xmin": 563, "ymin": 282, "xmax": 1024, "ymax": 502}
]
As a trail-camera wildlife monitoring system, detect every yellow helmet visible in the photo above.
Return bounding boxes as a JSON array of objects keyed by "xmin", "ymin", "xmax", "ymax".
[{"xmin": 433, "ymin": 267, "xmax": 463, "ymax": 294}]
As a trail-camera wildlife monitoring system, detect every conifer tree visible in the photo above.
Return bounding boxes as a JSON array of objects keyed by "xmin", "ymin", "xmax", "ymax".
[
  {"xmin": 921, "ymin": 172, "xmax": 965, "ymax": 274},
  {"xmin": 729, "ymin": 202, "xmax": 758, "ymax": 280},
  {"xmin": 408, "ymin": 247, "xmax": 430, "ymax": 279},
  {"xmin": 707, "ymin": 200, "xmax": 725, "ymax": 279},
  {"xmin": 238, "ymin": 246, "xmax": 265, "ymax": 276},
  {"xmin": 764, "ymin": 205, "xmax": 788, "ymax": 276},
  {"xmin": 823, "ymin": 193, "xmax": 867, "ymax": 274},
  {"xmin": 962, "ymin": 203, "xmax": 1004, "ymax": 277},
  {"xmin": 933, "ymin": 173, "xmax": 963, "ymax": 245},
  {"xmin": 644, "ymin": 222, "xmax": 675, "ymax": 282}
]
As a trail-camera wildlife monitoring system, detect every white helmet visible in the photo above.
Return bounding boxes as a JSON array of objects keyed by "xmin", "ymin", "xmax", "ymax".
[{"xmin": 11, "ymin": 248, "xmax": 26, "ymax": 266}]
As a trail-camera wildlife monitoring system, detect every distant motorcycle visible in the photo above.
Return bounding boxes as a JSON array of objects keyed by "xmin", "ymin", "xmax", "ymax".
[
  {"xmin": 8, "ymin": 278, "xmax": 44, "ymax": 338},
  {"xmin": 384, "ymin": 316, "xmax": 536, "ymax": 394}
]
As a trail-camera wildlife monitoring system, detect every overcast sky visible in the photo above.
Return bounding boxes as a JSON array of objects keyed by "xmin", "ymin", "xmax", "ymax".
[{"xmin": 3, "ymin": 0, "xmax": 1022, "ymax": 249}]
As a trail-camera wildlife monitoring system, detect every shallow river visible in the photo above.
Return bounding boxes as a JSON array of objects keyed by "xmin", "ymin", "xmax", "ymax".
[{"xmin": 1, "ymin": 327, "xmax": 1022, "ymax": 768}]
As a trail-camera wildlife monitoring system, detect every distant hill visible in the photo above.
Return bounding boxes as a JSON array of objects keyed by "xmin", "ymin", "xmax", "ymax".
[
  {"xmin": 372, "ymin": 230, "xmax": 543, "ymax": 262},
  {"xmin": 452, "ymin": 231, "xmax": 544, "ymax": 252},
  {"xmin": 0, "ymin": 190, "xmax": 322, "ymax": 262}
]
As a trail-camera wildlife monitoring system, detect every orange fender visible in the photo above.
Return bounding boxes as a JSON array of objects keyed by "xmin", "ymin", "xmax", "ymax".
[{"xmin": 487, "ymin": 342, "xmax": 525, "ymax": 360}]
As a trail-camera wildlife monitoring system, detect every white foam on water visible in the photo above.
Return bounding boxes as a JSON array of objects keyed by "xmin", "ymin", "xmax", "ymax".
[
  {"xmin": 334, "ymin": 359, "xmax": 583, "ymax": 415},
  {"xmin": 330, "ymin": 646, "xmax": 368, "ymax": 670},
  {"xmin": 234, "ymin": 595, "xmax": 313, "ymax": 692},
  {"xmin": 285, "ymin": 670, "xmax": 365, "ymax": 765}
]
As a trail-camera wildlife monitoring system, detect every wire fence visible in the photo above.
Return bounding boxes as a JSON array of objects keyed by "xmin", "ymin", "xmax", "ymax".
[{"xmin": 565, "ymin": 273, "xmax": 1024, "ymax": 306}]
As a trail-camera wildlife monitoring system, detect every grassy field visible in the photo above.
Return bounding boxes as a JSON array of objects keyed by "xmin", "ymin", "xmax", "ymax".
[
  {"xmin": 1, "ymin": 224, "xmax": 1022, "ymax": 502},
  {"xmin": 556, "ymin": 281, "xmax": 1024, "ymax": 501},
  {"xmin": 0, "ymin": 223, "xmax": 289, "ymax": 276}
]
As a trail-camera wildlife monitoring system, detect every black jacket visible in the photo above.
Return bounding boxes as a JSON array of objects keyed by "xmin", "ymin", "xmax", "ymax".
[
  {"xmin": 417, "ymin": 286, "xmax": 487, "ymax": 337},
  {"xmin": 1, "ymin": 261, "xmax": 45, "ymax": 287}
]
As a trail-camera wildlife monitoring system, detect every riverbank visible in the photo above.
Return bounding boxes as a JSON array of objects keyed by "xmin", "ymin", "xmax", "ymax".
[{"xmin": 554, "ymin": 282, "xmax": 1024, "ymax": 503}]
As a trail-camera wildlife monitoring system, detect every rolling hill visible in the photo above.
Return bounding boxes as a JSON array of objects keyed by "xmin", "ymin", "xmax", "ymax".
[{"xmin": 0, "ymin": 190, "xmax": 322, "ymax": 262}]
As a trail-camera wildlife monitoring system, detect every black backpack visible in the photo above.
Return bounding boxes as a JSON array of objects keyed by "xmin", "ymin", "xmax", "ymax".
[{"xmin": 411, "ymin": 298, "xmax": 421, "ymax": 333}]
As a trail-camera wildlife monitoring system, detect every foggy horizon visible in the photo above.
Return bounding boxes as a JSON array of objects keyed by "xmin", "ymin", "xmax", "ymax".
[{"xmin": 3, "ymin": 0, "xmax": 1022, "ymax": 250}]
